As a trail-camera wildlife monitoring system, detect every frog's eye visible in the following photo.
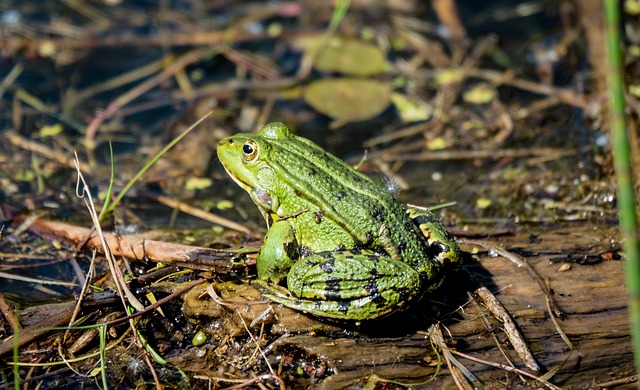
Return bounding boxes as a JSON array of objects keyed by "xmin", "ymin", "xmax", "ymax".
[{"xmin": 242, "ymin": 141, "xmax": 259, "ymax": 162}]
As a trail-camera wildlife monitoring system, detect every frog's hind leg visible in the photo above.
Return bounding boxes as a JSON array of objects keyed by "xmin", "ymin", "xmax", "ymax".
[{"xmin": 267, "ymin": 253, "xmax": 421, "ymax": 320}]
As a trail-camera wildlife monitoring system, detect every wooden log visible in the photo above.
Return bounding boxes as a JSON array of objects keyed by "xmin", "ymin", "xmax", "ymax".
[
  {"xmin": 259, "ymin": 224, "xmax": 631, "ymax": 388},
  {"xmin": 14, "ymin": 215, "xmax": 631, "ymax": 387}
]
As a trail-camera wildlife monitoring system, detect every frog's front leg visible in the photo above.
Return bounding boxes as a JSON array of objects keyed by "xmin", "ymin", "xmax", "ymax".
[
  {"xmin": 259, "ymin": 253, "xmax": 423, "ymax": 321},
  {"xmin": 256, "ymin": 220, "xmax": 299, "ymax": 284}
]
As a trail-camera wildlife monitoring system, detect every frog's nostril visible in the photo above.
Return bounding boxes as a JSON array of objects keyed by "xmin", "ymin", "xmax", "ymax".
[{"xmin": 228, "ymin": 139, "xmax": 234, "ymax": 145}]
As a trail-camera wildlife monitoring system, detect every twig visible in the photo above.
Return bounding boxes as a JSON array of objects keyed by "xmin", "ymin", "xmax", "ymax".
[
  {"xmin": 450, "ymin": 349, "xmax": 562, "ymax": 390},
  {"xmin": 14, "ymin": 216, "xmax": 254, "ymax": 271},
  {"xmin": 465, "ymin": 68, "xmax": 588, "ymax": 109},
  {"xmin": 147, "ymin": 192, "xmax": 252, "ymax": 234},
  {"xmin": 5, "ymin": 133, "xmax": 91, "ymax": 172},
  {"xmin": 74, "ymin": 152, "xmax": 145, "ymax": 312},
  {"xmin": 475, "ymin": 287, "xmax": 540, "ymax": 371},
  {"xmin": 460, "ymin": 239, "xmax": 574, "ymax": 353},
  {"xmin": 459, "ymin": 239, "xmax": 563, "ymax": 318},
  {"xmin": 0, "ymin": 271, "xmax": 77, "ymax": 287},
  {"xmin": 595, "ymin": 375, "xmax": 637, "ymax": 388},
  {"xmin": 0, "ymin": 292, "xmax": 21, "ymax": 332},
  {"xmin": 103, "ymin": 278, "xmax": 206, "ymax": 326},
  {"xmin": 0, "ymin": 62, "xmax": 23, "ymax": 100},
  {"xmin": 63, "ymin": 250, "xmax": 97, "ymax": 343},
  {"xmin": 375, "ymin": 146, "xmax": 575, "ymax": 162},
  {"xmin": 466, "ymin": 291, "xmax": 526, "ymax": 382},
  {"xmin": 430, "ymin": 323, "xmax": 477, "ymax": 390}
]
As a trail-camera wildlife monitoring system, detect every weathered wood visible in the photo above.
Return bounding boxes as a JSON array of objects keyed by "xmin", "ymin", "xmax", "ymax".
[
  {"xmin": 15, "ymin": 215, "xmax": 632, "ymax": 388},
  {"xmin": 259, "ymin": 224, "xmax": 632, "ymax": 388}
]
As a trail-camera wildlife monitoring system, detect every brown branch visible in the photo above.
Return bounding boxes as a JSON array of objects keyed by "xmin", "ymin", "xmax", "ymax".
[{"xmin": 14, "ymin": 216, "xmax": 254, "ymax": 272}]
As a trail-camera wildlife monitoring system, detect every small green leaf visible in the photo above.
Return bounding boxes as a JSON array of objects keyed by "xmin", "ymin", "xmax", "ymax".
[
  {"xmin": 435, "ymin": 69, "xmax": 464, "ymax": 85},
  {"xmin": 476, "ymin": 198, "xmax": 492, "ymax": 209},
  {"xmin": 629, "ymin": 84, "xmax": 640, "ymax": 97},
  {"xmin": 192, "ymin": 330, "xmax": 208, "ymax": 346},
  {"xmin": 625, "ymin": 0, "xmax": 640, "ymax": 15},
  {"xmin": 216, "ymin": 200, "xmax": 234, "ymax": 210},
  {"xmin": 185, "ymin": 177, "xmax": 213, "ymax": 190},
  {"xmin": 39, "ymin": 123, "xmax": 63, "ymax": 137},
  {"xmin": 390, "ymin": 93, "xmax": 433, "ymax": 122},
  {"xmin": 463, "ymin": 84, "xmax": 495, "ymax": 104},
  {"xmin": 426, "ymin": 137, "xmax": 449, "ymax": 150}
]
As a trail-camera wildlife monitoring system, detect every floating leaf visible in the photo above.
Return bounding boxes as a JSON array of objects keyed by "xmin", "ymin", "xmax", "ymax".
[
  {"xmin": 303, "ymin": 78, "xmax": 391, "ymax": 122},
  {"xmin": 390, "ymin": 93, "xmax": 432, "ymax": 122},
  {"xmin": 476, "ymin": 197, "xmax": 492, "ymax": 209},
  {"xmin": 463, "ymin": 84, "xmax": 496, "ymax": 104},
  {"xmin": 296, "ymin": 35, "xmax": 389, "ymax": 76},
  {"xmin": 426, "ymin": 137, "xmax": 449, "ymax": 150},
  {"xmin": 625, "ymin": 0, "xmax": 640, "ymax": 15},
  {"xmin": 38, "ymin": 40, "xmax": 56, "ymax": 57},
  {"xmin": 629, "ymin": 83, "xmax": 640, "ymax": 97},
  {"xmin": 216, "ymin": 200, "xmax": 234, "ymax": 210},
  {"xmin": 39, "ymin": 123, "xmax": 62, "ymax": 137},
  {"xmin": 435, "ymin": 68, "xmax": 464, "ymax": 85},
  {"xmin": 185, "ymin": 177, "xmax": 213, "ymax": 190}
]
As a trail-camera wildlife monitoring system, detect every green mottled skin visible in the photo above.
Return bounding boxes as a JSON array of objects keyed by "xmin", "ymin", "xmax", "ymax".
[{"xmin": 217, "ymin": 122, "xmax": 462, "ymax": 321}]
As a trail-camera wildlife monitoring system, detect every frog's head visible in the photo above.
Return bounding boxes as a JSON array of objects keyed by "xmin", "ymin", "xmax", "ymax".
[{"xmin": 217, "ymin": 123, "xmax": 292, "ymax": 217}]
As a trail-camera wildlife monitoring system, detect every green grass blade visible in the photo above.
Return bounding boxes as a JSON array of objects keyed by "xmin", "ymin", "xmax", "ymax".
[
  {"xmin": 99, "ymin": 325, "xmax": 108, "ymax": 390},
  {"xmin": 13, "ymin": 324, "xmax": 19, "ymax": 390},
  {"xmin": 604, "ymin": 0, "xmax": 640, "ymax": 377},
  {"xmin": 98, "ymin": 141, "xmax": 115, "ymax": 221}
]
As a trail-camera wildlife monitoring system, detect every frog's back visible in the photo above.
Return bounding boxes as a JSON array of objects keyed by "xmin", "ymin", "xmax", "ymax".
[{"xmin": 259, "ymin": 123, "xmax": 424, "ymax": 253}]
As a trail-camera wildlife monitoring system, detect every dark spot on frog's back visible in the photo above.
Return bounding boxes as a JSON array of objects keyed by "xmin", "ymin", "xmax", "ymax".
[
  {"xmin": 336, "ymin": 191, "xmax": 345, "ymax": 201},
  {"xmin": 294, "ymin": 189, "xmax": 302, "ymax": 197},
  {"xmin": 314, "ymin": 210, "xmax": 324, "ymax": 223},
  {"xmin": 397, "ymin": 241, "xmax": 408, "ymax": 253},
  {"xmin": 320, "ymin": 252, "xmax": 335, "ymax": 261},
  {"xmin": 299, "ymin": 245, "xmax": 313, "ymax": 257},
  {"xmin": 364, "ymin": 231, "xmax": 374, "ymax": 244},
  {"xmin": 395, "ymin": 286, "xmax": 411, "ymax": 302},
  {"xmin": 371, "ymin": 293, "xmax": 388, "ymax": 309},
  {"xmin": 364, "ymin": 277, "xmax": 378, "ymax": 294},
  {"xmin": 283, "ymin": 242, "xmax": 299, "ymax": 260},
  {"xmin": 370, "ymin": 207, "xmax": 384, "ymax": 221},
  {"xmin": 351, "ymin": 240, "xmax": 363, "ymax": 255},
  {"xmin": 352, "ymin": 175, "xmax": 367, "ymax": 184},
  {"xmin": 337, "ymin": 301, "xmax": 350, "ymax": 314},
  {"xmin": 324, "ymin": 277, "xmax": 342, "ymax": 300},
  {"xmin": 320, "ymin": 259, "xmax": 335, "ymax": 274}
]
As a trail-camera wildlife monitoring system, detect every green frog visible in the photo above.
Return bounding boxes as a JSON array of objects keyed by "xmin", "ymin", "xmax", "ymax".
[{"xmin": 217, "ymin": 122, "xmax": 461, "ymax": 321}]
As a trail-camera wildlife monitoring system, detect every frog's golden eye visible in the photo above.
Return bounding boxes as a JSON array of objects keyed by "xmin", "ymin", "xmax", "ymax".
[{"xmin": 242, "ymin": 141, "xmax": 259, "ymax": 162}]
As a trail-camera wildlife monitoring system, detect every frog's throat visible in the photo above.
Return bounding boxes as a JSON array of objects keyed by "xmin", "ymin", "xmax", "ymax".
[{"xmin": 250, "ymin": 188, "xmax": 277, "ymax": 226}]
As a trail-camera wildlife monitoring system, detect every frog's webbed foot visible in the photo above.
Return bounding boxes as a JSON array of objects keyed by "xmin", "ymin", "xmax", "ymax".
[{"xmin": 252, "ymin": 279, "xmax": 291, "ymax": 299}]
